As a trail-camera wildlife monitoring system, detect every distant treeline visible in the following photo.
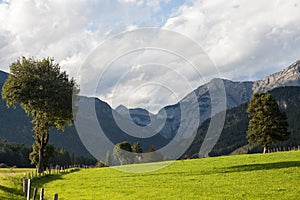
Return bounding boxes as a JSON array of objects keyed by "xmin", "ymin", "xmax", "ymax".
[{"xmin": 0, "ymin": 141, "xmax": 97, "ymax": 168}]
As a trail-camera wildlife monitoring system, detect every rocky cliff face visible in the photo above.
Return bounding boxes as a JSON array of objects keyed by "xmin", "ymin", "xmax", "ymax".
[
  {"xmin": 115, "ymin": 105, "xmax": 153, "ymax": 126},
  {"xmin": 116, "ymin": 60, "xmax": 300, "ymax": 139},
  {"xmin": 155, "ymin": 79, "xmax": 254, "ymax": 139},
  {"xmin": 116, "ymin": 79, "xmax": 254, "ymax": 139},
  {"xmin": 253, "ymin": 60, "xmax": 300, "ymax": 93}
]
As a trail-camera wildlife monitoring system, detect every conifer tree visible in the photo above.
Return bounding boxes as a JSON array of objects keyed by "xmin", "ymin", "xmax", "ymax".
[{"xmin": 246, "ymin": 93, "xmax": 290, "ymax": 153}]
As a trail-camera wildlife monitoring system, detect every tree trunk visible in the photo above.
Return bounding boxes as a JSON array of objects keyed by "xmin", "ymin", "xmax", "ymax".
[
  {"xmin": 38, "ymin": 140, "xmax": 44, "ymax": 174},
  {"xmin": 263, "ymin": 146, "xmax": 267, "ymax": 154}
]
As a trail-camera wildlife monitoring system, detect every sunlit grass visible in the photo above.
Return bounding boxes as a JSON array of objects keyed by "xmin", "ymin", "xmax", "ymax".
[
  {"xmin": 1, "ymin": 151, "xmax": 299, "ymax": 199},
  {"xmin": 30, "ymin": 151, "xmax": 300, "ymax": 200},
  {"xmin": 0, "ymin": 168, "xmax": 33, "ymax": 200}
]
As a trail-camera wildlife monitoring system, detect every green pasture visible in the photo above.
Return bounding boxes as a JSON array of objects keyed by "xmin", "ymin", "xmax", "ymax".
[{"xmin": 1, "ymin": 151, "xmax": 299, "ymax": 199}]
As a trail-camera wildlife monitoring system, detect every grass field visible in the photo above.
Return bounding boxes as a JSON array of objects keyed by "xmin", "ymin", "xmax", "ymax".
[
  {"xmin": 0, "ymin": 168, "xmax": 35, "ymax": 200},
  {"xmin": 1, "ymin": 151, "xmax": 300, "ymax": 200}
]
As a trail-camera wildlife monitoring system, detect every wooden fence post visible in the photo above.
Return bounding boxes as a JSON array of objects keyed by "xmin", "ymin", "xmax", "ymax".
[
  {"xmin": 32, "ymin": 187, "xmax": 37, "ymax": 200},
  {"xmin": 54, "ymin": 193, "xmax": 58, "ymax": 200},
  {"xmin": 40, "ymin": 188, "xmax": 44, "ymax": 200},
  {"xmin": 23, "ymin": 173, "xmax": 27, "ymax": 197},
  {"xmin": 27, "ymin": 179, "xmax": 31, "ymax": 200}
]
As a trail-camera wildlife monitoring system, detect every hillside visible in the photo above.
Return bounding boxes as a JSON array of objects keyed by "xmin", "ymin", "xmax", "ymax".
[
  {"xmin": 0, "ymin": 72, "xmax": 167, "ymax": 159},
  {"xmin": 186, "ymin": 86, "xmax": 300, "ymax": 157},
  {"xmin": 1, "ymin": 60, "xmax": 300, "ymax": 161},
  {"xmin": 117, "ymin": 60, "xmax": 300, "ymax": 140},
  {"xmin": 0, "ymin": 94, "xmax": 93, "ymax": 158},
  {"xmin": 0, "ymin": 96, "xmax": 168, "ymax": 159},
  {"xmin": 1, "ymin": 151, "xmax": 299, "ymax": 199}
]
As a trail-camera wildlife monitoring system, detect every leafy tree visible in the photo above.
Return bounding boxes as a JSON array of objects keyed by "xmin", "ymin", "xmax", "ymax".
[
  {"xmin": 113, "ymin": 141, "xmax": 133, "ymax": 165},
  {"xmin": 132, "ymin": 141, "xmax": 143, "ymax": 163},
  {"xmin": 29, "ymin": 143, "xmax": 55, "ymax": 168},
  {"xmin": 132, "ymin": 141, "xmax": 142, "ymax": 154},
  {"xmin": 2, "ymin": 57, "xmax": 78, "ymax": 173},
  {"xmin": 246, "ymin": 93, "xmax": 290, "ymax": 153}
]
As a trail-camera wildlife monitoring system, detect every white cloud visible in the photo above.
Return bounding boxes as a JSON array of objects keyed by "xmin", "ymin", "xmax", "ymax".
[
  {"xmin": 0, "ymin": 0, "xmax": 167, "ymax": 71},
  {"xmin": 76, "ymin": 28, "xmax": 213, "ymax": 112},
  {"xmin": 0, "ymin": 0, "xmax": 97, "ymax": 71},
  {"xmin": 119, "ymin": 0, "xmax": 170, "ymax": 10},
  {"xmin": 164, "ymin": 0, "xmax": 300, "ymax": 81},
  {"xmin": 1, "ymin": 0, "xmax": 300, "ymax": 112}
]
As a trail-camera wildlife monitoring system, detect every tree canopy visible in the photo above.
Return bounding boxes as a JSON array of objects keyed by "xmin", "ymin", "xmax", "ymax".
[
  {"xmin": 113, "ymin": 141, "xmax": 133, "ymax": 165},
  {"xmin": 2, "ymin": 57, "xmax": 79, "ymax": 172},
  {"xmin": 246, "ymin": 93, "xmax": 290, "ymax": 153},
  {"xmin": 132, "ymin": 141, "xmax": 142, "ymax": 154}
]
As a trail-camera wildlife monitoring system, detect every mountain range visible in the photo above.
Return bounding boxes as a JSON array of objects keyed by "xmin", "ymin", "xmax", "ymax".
[
  {"xmin": 0, "ymin": 60, "xmax": 300, "ymax": 160},
  {"xmin": 116, "ymin": 60, "xmax": 300, "ymax": 140},
  {"xmin": 185, "ymin": 86, "xmax": 300, "ymax": 158}
]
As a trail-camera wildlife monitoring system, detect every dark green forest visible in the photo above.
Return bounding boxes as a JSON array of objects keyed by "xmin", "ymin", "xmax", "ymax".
[{"xmin": 0, "ymin": 141, "xmax": 96, "ymax": 168}]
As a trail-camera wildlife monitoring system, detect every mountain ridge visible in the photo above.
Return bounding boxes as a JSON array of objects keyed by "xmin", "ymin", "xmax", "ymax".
[
  {"xmin": 253, "ymin": 60, "xmax": 300, "ymax": 93},
  {"xmin": 116, "ymin": 60, "xmax": 300, "ymax": 139},
  {"xmin": 1, "ymin": 59, "xmax": 300, "ymax": 159}
]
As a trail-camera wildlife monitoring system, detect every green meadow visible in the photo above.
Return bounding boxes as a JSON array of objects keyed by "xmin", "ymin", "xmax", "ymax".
[
  {"xmin": 0, "ymin": 168, "xmax": 34, "ymax": 200},
  {"xmin": 1, "ymin": 151, "xmax": 299, "ymax": 200}
]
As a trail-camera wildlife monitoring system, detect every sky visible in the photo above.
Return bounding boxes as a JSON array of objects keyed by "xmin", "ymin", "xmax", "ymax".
[{"xmin": 0, "ymin": 0, "xmax": 300, "ymax": 113}]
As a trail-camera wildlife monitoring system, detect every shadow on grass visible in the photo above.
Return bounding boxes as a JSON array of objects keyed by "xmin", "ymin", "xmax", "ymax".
[
  {"xmin": 0, "ymin": 185, "xmax": 23, "ymax": 197},
  {"xmin": 32, "ymin": 169, "xmax": 80, "ymax": 188},
  {"xmin": 0, "ymin": 169, "xmax": 79, "ymax": 200},
  {"xmin": 223, "ymin": 161, "xmax": 300, "ymax": 173},
  {"xmin": 0, "ymin": 174, "xmax": 25, "ymax": 200}
]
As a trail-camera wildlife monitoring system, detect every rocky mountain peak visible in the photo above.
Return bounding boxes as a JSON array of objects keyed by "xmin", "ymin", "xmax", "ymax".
[
  {"xmin": 253, "ymin": 60, "xmax": 300, "ymax": 93},
  {"xmin": 115, "ymin": 104, "xmax": 128, "ymax": 115}
]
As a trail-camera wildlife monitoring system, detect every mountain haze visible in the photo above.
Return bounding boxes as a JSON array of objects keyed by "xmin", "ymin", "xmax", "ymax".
[
  {"xmin": 117, "ymin": 60, "xmax": 300, "ymax": 140},
  {"xmin": 0, "ymin": 60, "xmax": 300, "ymax": 159}
]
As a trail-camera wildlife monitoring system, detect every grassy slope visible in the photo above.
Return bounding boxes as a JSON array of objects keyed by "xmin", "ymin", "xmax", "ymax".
[
  {"xmin": 36, "ymin": 151, "xmax": 299, "ymax": 200},
  {"xmin": 1, "ymin": 151, "xmax": 299, "ymax": 199},
  {"xmin": 0, "ymin": 168, "xmax": 34, "ymax": 200}
]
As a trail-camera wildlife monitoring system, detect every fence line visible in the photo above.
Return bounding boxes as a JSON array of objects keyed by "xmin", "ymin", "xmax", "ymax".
[
  {"xmin": 267, "ymin": 145, "xmax": 300, "ymax": 153},
  {"xmin": 22, "ymin": 164, "xmax": 86, "ymax": 200}
]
